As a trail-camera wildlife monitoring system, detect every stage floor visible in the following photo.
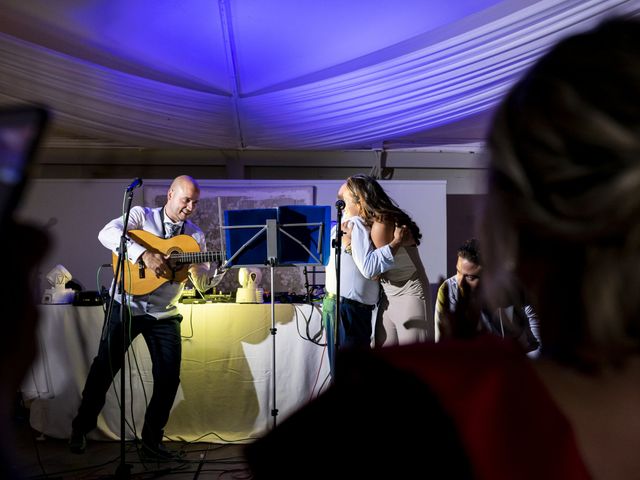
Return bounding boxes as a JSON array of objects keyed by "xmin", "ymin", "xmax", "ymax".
[{"xmin": 11, "ymin": 410, "xmax": 251, "ymax": 479}]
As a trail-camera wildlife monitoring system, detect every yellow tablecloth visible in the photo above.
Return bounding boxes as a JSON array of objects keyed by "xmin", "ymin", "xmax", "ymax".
[{"xmin": 23, "ymin": 303, "xmax": 328, "ymax": 443}]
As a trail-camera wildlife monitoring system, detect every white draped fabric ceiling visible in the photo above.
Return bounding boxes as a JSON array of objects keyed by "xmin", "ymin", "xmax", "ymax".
[{"xmin": 0, "ymin": 0, "xmax": 637, "ymax": 151}]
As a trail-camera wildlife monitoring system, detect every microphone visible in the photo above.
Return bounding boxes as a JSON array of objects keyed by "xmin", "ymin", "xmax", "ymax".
[
  {"xmin": 335, "ymin": 200, "xmax": 346, "ymax": 210},
  {"xmin": 126, "ymin": 178, "xmax": 143, "ymax": 192}
]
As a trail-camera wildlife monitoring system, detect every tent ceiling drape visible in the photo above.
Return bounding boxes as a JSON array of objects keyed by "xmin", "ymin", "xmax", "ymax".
[{"xmin": 0, "ymin": 0, "xmax": 637, "ymax": 151}]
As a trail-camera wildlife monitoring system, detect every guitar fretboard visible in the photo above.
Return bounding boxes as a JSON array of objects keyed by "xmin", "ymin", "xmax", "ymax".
[{"xmin": 171, "ymin": 251, "xmax": 225, "ymax": 265}]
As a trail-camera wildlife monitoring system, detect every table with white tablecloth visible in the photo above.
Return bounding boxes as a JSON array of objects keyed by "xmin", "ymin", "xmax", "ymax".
[{"xmin": 22, "ymin": 302, "xmax": 328, "ymax": 443}]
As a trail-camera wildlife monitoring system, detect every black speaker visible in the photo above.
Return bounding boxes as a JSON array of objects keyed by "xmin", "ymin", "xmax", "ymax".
[{"xmin": 73, "ymin": 291, "xmax": 104, "ymax": 306}]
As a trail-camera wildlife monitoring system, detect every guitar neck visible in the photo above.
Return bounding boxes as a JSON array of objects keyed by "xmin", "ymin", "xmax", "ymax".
[{"xmin": 173, "ymin": 251, "xmax": 225, "ymax": 265}]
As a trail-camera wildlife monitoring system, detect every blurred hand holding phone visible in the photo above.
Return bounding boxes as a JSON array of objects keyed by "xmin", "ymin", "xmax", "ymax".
[
  {"xmin": 0, "ymin": 105, "xmax": 50, "ymax": 480},
  {"xmin": 0, "ymin": 105, "xmax": 52, "ymax": 479}
]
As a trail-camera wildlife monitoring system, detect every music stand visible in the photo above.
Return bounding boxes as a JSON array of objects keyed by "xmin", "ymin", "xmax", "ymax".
[{"xmin": 222, "ymin": 205, "xmax": 330, "ymax": 428}]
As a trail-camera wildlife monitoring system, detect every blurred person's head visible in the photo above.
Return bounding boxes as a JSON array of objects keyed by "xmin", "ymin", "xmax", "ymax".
[{"xmin": 480, "ymin": 18, "xmax": 640, "ymax": 369}]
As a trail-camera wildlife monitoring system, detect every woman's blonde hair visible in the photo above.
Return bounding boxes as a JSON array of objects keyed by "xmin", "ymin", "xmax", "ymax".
[{"xmin": 481, "ymin": 18, "xmax": 640, "ymax": 369}]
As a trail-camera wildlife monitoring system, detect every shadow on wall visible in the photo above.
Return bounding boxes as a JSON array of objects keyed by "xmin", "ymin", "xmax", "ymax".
[{"xmin": 446, "ymin": 194, "xmax": 485, "ymax": 277}]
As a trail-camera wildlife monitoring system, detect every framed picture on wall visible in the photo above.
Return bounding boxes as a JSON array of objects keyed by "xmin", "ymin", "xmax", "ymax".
[{"xmin": 143, "ymin": 183, "xmax": 315, "ymax": 295}]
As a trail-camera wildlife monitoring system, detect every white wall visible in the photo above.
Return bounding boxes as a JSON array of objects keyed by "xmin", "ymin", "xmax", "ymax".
[
  {"xmin": 18, "ymin": 178, "xmax": 446, "ymax": 293},
  {"xmin": 18, "ymin": 179, "xmax": 145, "ymax": 294}
]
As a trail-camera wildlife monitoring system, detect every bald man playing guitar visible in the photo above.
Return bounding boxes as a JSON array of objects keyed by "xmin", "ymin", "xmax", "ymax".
[{"xmin": 69, "ymin": 175, "xmax": 225, "ymax": 461}]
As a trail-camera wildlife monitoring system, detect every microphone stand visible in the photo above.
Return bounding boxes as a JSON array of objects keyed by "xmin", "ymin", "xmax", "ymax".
[
  {"xmin": 331, "ymin": 200, "xmax": 345, "ymax": 378},
  {"xmin": 106, "ymin": 181, "xmax": 138, "ymax": 479}
]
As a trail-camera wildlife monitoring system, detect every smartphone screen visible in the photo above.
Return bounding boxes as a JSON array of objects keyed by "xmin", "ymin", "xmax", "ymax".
[{"xmin": 0, "ymin": 106, "xmax": 48, "ymax": 227}]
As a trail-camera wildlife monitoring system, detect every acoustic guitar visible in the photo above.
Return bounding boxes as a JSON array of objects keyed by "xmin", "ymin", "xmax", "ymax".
[{"xmin": 112, "ymin": 229, "xmax": 224, "ymax": 295}]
